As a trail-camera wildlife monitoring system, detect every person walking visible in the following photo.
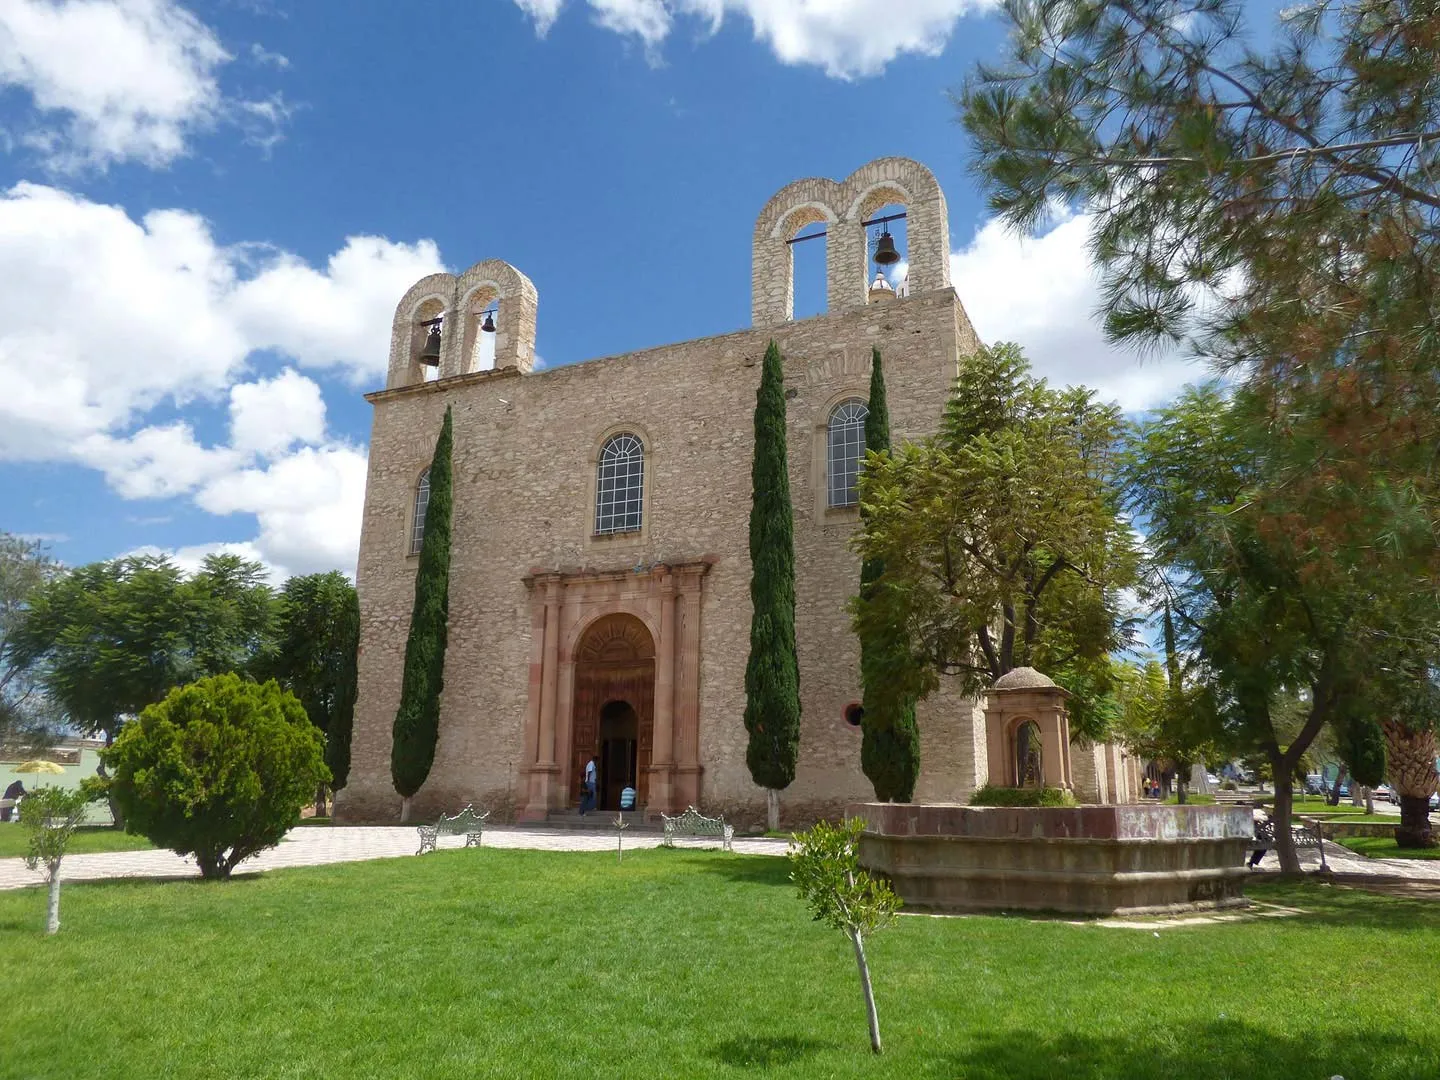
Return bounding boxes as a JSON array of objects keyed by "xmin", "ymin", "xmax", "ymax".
[{"xmin": 579, "ymin": 756, "xmax": 598, "ymax": 816}]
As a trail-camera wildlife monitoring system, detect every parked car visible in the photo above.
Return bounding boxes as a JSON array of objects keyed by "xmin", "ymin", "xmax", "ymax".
[
  {"xmin": 1304, "ymin": 774, "xmax": 1324, "ymax": 795},
  {"xmin": 1372, "ymin": 784, "xmax": 1392, "ymax": 803},
  {"xmin": 1206, "ymin": 773, "xmax": 1219, "ymax": 786}
]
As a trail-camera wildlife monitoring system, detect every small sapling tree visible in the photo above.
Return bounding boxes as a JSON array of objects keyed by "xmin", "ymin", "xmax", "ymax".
[
  {"xmin": 20, "ymin": 786, "xmax": 93, "ymax": 934},
  {"xmin": 789, "ymin": 817, "xmax": 900, "ymax": 1054}
]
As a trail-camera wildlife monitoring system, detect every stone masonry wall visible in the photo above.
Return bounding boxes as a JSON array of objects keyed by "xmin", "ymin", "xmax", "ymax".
[{"xmin": 335, "ymin": 287, "xmax": 985, "ymax": 825}]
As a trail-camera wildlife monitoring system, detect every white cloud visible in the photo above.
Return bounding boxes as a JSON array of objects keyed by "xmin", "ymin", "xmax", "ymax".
[
  {"xmin": 512, "ymin": 0, "xmax": 997, "ymax": 78},
  {"xmin": 949, "ymin": 210, "xmax": 1203, "ymax": 412},
  {"xmin": 228, "ymin": 369, "xmax": 327, "ymax": 457},
  {"xmin": 0, "ymin": 0, "xmax": 289, "ymax": 170},
  {"xmin": 513, "ymin": 0, "xmax": 566, "ymax": 36},
  {"xmin": 0, "ymin": 182, "xmax": 443, "ymax": 462},
  {"xmin": 0, "ymin": 183, "xmax": 439, "ymax": 578}
]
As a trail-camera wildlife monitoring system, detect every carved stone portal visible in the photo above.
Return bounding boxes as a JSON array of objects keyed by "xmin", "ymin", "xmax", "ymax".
[{"xmin": 519, "ymin": 560, "xmax": 711, "ymax": 822}]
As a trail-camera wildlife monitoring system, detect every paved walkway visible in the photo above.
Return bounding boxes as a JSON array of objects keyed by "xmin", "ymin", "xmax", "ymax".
[
  {"xmin": 5, "ymin": 827, "xmax": 1437, "ymax": 892},
  {"xmin": 0, "ymin": 826, "xmax": 790, "ymax": 890}
]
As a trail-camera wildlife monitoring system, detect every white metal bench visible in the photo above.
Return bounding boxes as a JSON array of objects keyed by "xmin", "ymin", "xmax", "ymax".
[
  {"xmin": 661, "ymin": 806, "xmax": 734, "ymax": 852},
  {"xmin": 417, "ymin": 805, "xmax": 489, "ymax": 855}
]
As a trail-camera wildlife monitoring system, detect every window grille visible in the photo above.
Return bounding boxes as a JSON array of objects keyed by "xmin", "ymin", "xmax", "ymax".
[
  {"xmin": 827, "ymin": 399, "xmax": 870, "ymax": 508},
  {"xmin": 595, "ymin": 434, "xmax": 645, "ymax": 535},
  {"xmin": 409, "ymin": 469, "xmax": 430, "ymax": 555}
]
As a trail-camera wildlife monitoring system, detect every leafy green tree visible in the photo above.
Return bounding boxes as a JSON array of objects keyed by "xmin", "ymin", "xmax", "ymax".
[
  {"xmin": 744, "ymin": 341, "xmax": 802, "ymax": 831},
  {"xmin": 853, "ymin": 343, "xmax": 1136, "ymax": 739},
  {"xmin": 857, "ymin": 349, "xmax": 919, "ymax": 802},
  {"xmin": 261, "ymin": 571, "xmax": 359, "ymax": 814},
  {"xmin": 961, "ymin": 0, "xmax": 1440, "ymax": 592},
  {"xmin": 789, "ymin": 817, "xmax": 900, "ymax": 1055},
  {"xmin": 6, "ymin": 553, "xmax": 276, "ymax": 743},
  {"xmin": 0, "ymin": 532, "xmax": 61, "ymax": 749},
  {"xmin": 392, "ymin": 407, "xmax": 454, "ymax": 822},
  {"xmin": 1127, "ymin": 384, "xmax": 1440, "ymax": 868},
  {"xmin": 20, "ymin": 785, "xmax": 93, "ymax": 934},
  {"xmin": 105, "ymin": 674, "xmax": 328, "ymax": 880}
]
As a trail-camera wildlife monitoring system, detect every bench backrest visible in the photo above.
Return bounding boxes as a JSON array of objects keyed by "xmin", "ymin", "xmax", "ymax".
[{"xmin": 665, "ymin": 806, "xmax": 726, "ymax": 834}]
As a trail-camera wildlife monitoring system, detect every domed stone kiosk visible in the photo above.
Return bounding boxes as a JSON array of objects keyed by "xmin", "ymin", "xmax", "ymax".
[{"xmin": 854, "ymin": 667, "xmax": 1254, "ymax": 916}]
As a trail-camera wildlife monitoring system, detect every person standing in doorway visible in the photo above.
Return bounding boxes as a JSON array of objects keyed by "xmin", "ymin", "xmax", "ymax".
[{"xmin": 580, "ymin": 756, "xmax": 598, "ymax": 816}]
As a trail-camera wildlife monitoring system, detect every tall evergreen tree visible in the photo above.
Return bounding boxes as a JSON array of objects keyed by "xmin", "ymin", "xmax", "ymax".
[
  {"xmin": 857, "ymin": 349, "xmax": 919, "ymax": 802},
  {"xmin": 744, "ymin": 340, "xmax": 801, "ymax": 831},
  {"xmin": 391, "ymin": 406, "xmax": 454, "ymax": 822}
]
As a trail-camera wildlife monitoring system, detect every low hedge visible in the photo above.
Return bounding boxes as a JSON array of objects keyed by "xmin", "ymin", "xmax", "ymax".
[{"xmin": 969, "ymin": 785, "xmax": 1076, "ymax": 808}]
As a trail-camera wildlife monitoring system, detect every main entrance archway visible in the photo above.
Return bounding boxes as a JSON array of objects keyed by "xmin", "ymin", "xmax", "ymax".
[{"xmin": 570, "ymin": 614, "xmax": 655, "ymax": 812}]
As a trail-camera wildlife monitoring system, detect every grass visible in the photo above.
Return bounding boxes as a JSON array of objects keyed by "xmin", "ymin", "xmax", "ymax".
[
  {"xmin": 3, "ymin": 850, "xmax": 1439, "ymax": 1079},
  {"xmin": 0, "ymin": 823, "xmax": 152, "ymax": 859},
  {"xmin": 1337, "ymin": 836, "xmax": 1440, "ymax": 861}
]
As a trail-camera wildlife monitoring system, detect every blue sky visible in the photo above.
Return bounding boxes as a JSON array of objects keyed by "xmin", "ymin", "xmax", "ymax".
[{"xmin": 0, "ymin": 0, "xmax": 1201, "ymax": 581}]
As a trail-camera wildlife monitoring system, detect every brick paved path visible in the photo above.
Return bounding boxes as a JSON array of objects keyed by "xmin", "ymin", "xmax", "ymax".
[{"xmin": 0, "ymin": 826, "xmax": 789, "ymax": 890}]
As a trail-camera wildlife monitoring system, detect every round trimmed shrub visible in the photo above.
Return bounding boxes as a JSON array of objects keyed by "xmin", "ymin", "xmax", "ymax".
[{"xmin": 105, "ymin": 674, "xmax": 329, "ymax": 880}]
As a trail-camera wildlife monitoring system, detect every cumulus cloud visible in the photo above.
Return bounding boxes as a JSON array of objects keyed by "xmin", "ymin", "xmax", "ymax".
[
  {"xmin": 0, "ymin": 0, "xmax": 287, "ymax": 170},
  {"xmin": 511, "ymin": 0, "xmax": 997, "ymax": 78},
  {"xmin": 0, "ymin": 183, "xmax": 441, "ymax": 578},
  {"xmin": 0, "ymin": 182, "xmax": 443, "ymax": 462},
  {"xmin": 950, "ymin": 209, "xmax": 1204, "ymax": 412}
]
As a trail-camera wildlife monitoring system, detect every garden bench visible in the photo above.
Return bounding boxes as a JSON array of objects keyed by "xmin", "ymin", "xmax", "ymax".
[
  {"xmin": 661, "ymin": 806, "xmax": 734, "ymax": 852},
  {"xmin": 1253, "ymin": 817, "xmax": 1321, "ymax": 850},
  {"xmin": 417, "ymin": 805, "xmax": 489, "ymax": 855}
]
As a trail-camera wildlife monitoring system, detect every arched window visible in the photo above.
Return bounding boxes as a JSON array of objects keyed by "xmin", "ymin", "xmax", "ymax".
[
  {"xmin": 409, "ymin": 469, "xmax": 430, "ymax": 555},
  {"xmin": 827, "ymin": 399, "xmax": 869, "ymax": 508},
  {"xmin": 595, "ymin": 434, "xmax": 644, "ymax": 535}
]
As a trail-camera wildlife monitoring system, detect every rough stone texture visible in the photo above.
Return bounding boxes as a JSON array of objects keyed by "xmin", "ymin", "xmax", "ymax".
[
  {"xmin": 853, "ymin": 802, "xmax": 1254, "ymax": 915},
  {"xmin": 992, "ymin": 666, "xmax": 1055, "ymax": 690},
  {"xmin": 337, "ymin": 162, "xmax": 990, "ymax": 825}
]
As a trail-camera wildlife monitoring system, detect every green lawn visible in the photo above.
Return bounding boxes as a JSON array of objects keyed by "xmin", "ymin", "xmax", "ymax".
[
  {"xmin": 2, "ymin": 849, "xmax": 1438, "ymax": 1079},
  {"xmin": 0, "ymin": 823, "xmax": 152, "ymax": 858},
  {"xmin": 1338, "ymin": 836, "xmax": 1440, "ymax": 861}
]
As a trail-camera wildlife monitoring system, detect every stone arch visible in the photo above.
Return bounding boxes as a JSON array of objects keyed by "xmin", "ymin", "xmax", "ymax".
[
  {"xmin": 454, "ymin": 259, "xmax": 540, "ymax": 376},
  {"xmin": 751, "ymin": 177, "xmax": 844, "ymax": 326},
  {"xmin": 387, "ymin": 273, "xmax": 457, "ymax": 390},
  {"xmin": 838, "ymin": 157, "xmax": 951, "ymax": 310},
  {"xmin": 569, "ymin": 612, "xmax": 656, "ymax": 810},
  {"xmin": 752, "ymin": 159, "xmax": 950, "ymax": 326}
]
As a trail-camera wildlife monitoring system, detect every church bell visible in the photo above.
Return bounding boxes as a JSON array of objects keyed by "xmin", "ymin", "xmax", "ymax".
[
  {"xmin": 873, "ymin": 229, "xmax": 901, "ymax": 266},
  {"xmin": 419, "ymin": 325, "xmax": 442, "ymax": 366},
  {"xmin": 481, "ymin": 311, "xmax": 496, "ymax": 333}
]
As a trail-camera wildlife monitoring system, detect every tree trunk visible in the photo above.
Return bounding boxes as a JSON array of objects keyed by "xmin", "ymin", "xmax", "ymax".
[
  {"xmin": 849, "ymin": 929, "xmax": 882, "ymax": 1054},
  {"xmin": 1397, "ymin": 796, "xmax": 1435, "ymax": 849},
  {"xmin": 1351, "ymin": 785, "xmax": 1365, "ymax": 809},
  {"xmin": 1175, "ymin": 780, "xmax": 1188, "ymax": 805},
  {"xmin": 1364, "ymin": 788, "xmax": 1375, "ymax": 815},
  {"xmin": 99, "ymin": 732, "xmax": 125, "ymax": 829},
  {"xmin": 315, "ymin": 783, "xmax": 328, "ymax": 819},
  {"xmin": 45, "ymin": 861, "xmax": 61, "ymax": 935},
  {"xmin": 1381, "ymin": 720, "xmax": 1438, "ymax": 848},
  {"xmin": 1327, "ymin": 768, "xmax": 1347, "ymax": 807},
  {"xmin": 400, "ymin": 795, "xmax": 412, "ymax": 824},
  {"xmin": 1271, "ymin": 770, "xmax": 1300, "ymax": 873},
  {"xmin": 195, "ymin": 851, "xmax": 232, "ymax": 881},
  {"xmin": 766, "ymin": 789, "xmax": 779, "ymax": 832}
]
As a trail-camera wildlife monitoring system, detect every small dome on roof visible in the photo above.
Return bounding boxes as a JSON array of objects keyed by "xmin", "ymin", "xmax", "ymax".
[{"xmin": 993, "ymin": 666, "xmax": 1056, "ymax": 690}]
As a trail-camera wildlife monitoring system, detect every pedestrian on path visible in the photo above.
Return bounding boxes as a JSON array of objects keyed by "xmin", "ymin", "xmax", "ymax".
[{"xmin": 579, "ymin": 757, "xmax": 597, "ymax": 816}]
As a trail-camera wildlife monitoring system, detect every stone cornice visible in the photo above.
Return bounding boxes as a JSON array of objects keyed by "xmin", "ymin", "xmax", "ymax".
[{"xmin": 523, "ymin": 557, "xmax": 717, "ymax": 590}]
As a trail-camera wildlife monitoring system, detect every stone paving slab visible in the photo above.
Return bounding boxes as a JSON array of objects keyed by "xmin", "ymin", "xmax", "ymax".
[
  {"xmin": 1251, "ymin": 838, "xmax": 1440, "ymax": 881},
  {"xmin": 0, "ymin": 826, "xmax": 790, "ymax": 891}
]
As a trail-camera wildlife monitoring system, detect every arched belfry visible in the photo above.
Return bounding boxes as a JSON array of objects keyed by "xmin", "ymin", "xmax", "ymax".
[
  {"xmin": 386, "ymin": 258, "xmax": 540, "ymax": 389},
  {"xmin": 751, "ymin": 157, "xmax": 951, "ymax": 327}
]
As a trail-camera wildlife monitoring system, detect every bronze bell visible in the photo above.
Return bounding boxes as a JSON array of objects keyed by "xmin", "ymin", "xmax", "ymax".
[
  {"xmin": 873, "ymin": 229, "xmax": 901, "ymax": 266},
  {"xmin": 419, "ymin": 325, "xmax": 442, "ymax": 366},
  {"xmin": 481, "ymin": 311, "xmax": 496, "ymax": 333}
]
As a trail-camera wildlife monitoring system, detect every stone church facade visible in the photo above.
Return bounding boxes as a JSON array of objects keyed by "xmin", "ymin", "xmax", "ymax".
[{"xmin": 334, "ymin": 157, "xmax": 1136, "ymax": 826}]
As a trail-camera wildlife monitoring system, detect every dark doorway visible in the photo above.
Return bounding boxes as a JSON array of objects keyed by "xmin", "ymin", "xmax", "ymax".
[{"xmin": 598, "ymin": 700, "xmax": 639, "ymax": 811}]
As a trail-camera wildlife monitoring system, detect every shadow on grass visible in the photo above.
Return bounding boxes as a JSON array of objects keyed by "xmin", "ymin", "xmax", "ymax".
[
  {"xmin": 1248, "ymin": 880, "xmax": 1440, "ymax": 931},
  {"xmin": 925, "ymin": 1020, "xmax": 1432, "ymax": 1080},
  {"xmin": 709, "ymin": 1034, "xmax": 836, "ymax": 1069},
  {"xmin": 687, "ymin": 853, "xmax": 793, "ymax": 888}
]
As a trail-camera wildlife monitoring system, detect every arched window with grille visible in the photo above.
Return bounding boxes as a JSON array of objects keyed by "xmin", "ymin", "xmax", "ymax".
[
  {"xmin": 594, "ymin": 433, "xmax": 645, "ymax": 535},
  {"xmin": 409, "ymin": 468, "xmax": 431, "ymax": 555},
  {"xmin": 827, "ymin": 399, "xmax": 869, "ymax": 508}
]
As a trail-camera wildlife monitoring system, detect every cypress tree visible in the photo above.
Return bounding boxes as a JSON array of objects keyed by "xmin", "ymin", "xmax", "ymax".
[
  {"xmin": 326, "ymin": 584, "xmax": 360, "ymax": 795},
  {"xmin": 744, "ymin": 340, "xmax": 801, "ymax": 831},
  {"xmin": 391, "ymin": 406, "xmax": 454, "ymax": 822},
  {"xmin": 858, "ymin": 349, "xmax": 920, "ymax": 802}
]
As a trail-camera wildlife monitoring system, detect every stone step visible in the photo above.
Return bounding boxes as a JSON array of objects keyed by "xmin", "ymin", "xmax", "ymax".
[{"xmin": 538, "ymin": 809, "xmax": 660, "ymax": 832}]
